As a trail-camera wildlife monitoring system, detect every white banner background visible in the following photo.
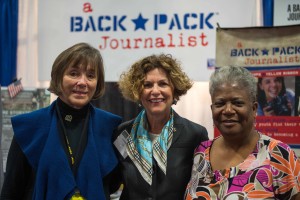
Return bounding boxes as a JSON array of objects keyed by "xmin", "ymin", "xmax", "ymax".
[{"xmin": 38, "ymin": 0, "xmax": 258, "ymax": 82}]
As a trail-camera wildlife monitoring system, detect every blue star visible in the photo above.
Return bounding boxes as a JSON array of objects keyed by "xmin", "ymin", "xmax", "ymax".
[
  {"xmin": 261, "ymin": 48, "xmax": 269, "ymax": 56},
  {"xmin": 132, "ymin": 13, "xmax": 148, "ymax": 31}
]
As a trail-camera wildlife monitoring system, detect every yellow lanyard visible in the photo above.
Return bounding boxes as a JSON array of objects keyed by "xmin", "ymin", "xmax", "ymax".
[
  {"xmin": 70, "ymin": 189, "xmax": 86, "ymax": 200},
  {"xmin": 56, "ymin": 103, "xmax": 89, "ymax": 200},
  {"xmin": 56, "ymin": 105, "xmax": 76, "ymax": 165},
  {"xmin": 56, "ymin": 104, "xmax": 89, "ymax": 166}
]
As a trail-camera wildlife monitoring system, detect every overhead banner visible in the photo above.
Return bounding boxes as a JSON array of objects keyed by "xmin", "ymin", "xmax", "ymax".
[
  {"xmin": 38, "ymin": 0, "xmax": 258, "ymax": 82},
  {"xmin": 274, "ymin": 0, "xmax": 300, "ymax": 26},
  {"xmin": 215, "ymin": 25, "xmax": 300, "ymax": 146},
  {"xmin": 216, "ymin": 25, "xmax": 300, "ymax": 69}
]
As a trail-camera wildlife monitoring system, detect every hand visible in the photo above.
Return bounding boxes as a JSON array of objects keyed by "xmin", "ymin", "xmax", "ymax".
[
  {"xmin": 286, "ymin": 99, "xmax": 292, "ymax": 110},
  {"xmin": 263, "ymin": 106, "xmax": 275, "ymax": 116}
]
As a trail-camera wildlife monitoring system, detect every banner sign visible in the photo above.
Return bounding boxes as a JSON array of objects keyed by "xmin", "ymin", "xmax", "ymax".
[
  {"xmin": 254, "ymin": 68, "xmax": 300, "ymax": 145},
  {"xmin": 213, "ymin": 68, "xmax": 300, "ymax": 145},
  {"xmin": 215, "ymin": 25, "xmax": 300, "ymax": 68},
  {"xmin": 38, "ymin": 0, "xmax": 258, "ymax": 82},
  {"xmin": 274, "ymin": 0, "xmax": 300, "ymax": 26},
  {"xmin": 215, "ymin": 26, "xmax": 300, "ymax": 146}
]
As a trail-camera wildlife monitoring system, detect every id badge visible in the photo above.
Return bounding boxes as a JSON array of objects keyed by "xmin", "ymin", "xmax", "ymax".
[
  {"xmin": 70, "ymin": 189, "xmax": 86, "ymax": 200},
  {"xmin": 113, "ymin": 130, "xmax": 129, "ymax": 159}
]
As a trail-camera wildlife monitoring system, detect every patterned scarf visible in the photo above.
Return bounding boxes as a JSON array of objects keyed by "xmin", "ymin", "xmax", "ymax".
[{"xmin": 126, "ymin": 109, "xmax": 174, "ymax": 185}]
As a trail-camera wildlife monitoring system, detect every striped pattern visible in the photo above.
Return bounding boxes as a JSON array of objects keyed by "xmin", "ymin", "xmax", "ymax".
[{"xmin": 8, "ymin": 79, "xmax": 23, "ymax": 98}]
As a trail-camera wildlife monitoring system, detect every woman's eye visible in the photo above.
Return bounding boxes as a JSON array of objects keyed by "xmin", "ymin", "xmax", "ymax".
[
  {"xmin": 69, "ymin": 71, "xmax": 78, "ymax": 77},
  {"xmin": 143, "ymin": 83, "xmax": 152, "ymax": 88},
  {"xmin": 213, "ymin": 102, "xmax": 224, "ymax": 108},
  {"xmin": 233, "ymin": 101, "xmax": 244, "ymax": 106},
  {"xmin": 159, "ymin": 82, "xmax": 169, "ymax": 87},
  {"xmin": 87, "ymin": 73, "xmax": 96, "ymax": 79}
]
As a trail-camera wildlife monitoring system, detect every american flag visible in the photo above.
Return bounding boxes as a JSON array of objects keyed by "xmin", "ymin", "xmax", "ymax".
[{"xmin": 8, "ymin": 78, "xmax": 23, "ymax": 98}]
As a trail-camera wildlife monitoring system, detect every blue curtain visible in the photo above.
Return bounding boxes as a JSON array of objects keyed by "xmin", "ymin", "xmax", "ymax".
[
  {"xmin": 263, "ymin": 0, "xmax": 274, "ymax": 26},
  {"xmin": 0, "ymin": 0, "xmax": 18, "ymax": 86}
]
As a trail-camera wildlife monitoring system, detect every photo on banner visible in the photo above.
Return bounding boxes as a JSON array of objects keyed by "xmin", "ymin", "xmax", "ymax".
[
  {"xmin": 253, "ymin": 68, "xmax": 300, "ymax": 146},
  {"xmin": 215, "ymin": 25, "xmax": 300, "ymax": 148}
]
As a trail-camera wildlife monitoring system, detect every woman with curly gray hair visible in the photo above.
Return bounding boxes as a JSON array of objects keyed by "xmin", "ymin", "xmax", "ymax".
[
  {"xmin": 113, "ymin": 53, "xmax": 208, "ymax": 200},
  {"xmin": 185, "ymin": 66, "xmax": 300, "ymax": 200}
]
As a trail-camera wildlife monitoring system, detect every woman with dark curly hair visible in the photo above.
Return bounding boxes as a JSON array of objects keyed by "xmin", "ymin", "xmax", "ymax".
[
  {"xmin": 257, "ymin": 76, "xmax": 295, "ymax": 116},
  {"xmin": 113, "ymin": 53, "xmax": 208, "ymax": 200}
]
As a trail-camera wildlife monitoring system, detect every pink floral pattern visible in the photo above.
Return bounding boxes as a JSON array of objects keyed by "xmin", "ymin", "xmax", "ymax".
[{"xmin": 185, "ymin": 133, "xmax": 300, "ymax": 200}]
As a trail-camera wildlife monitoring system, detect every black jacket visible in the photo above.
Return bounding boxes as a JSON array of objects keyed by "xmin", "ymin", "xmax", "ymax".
[{"xmin": 113, "ymin": 112, "xmax": 208, "ymax": 200}]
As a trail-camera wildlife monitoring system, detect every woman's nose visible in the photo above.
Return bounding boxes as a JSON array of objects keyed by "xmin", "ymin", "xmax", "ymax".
[
  {"xmin": 151, "ymin": 84, "xmax": 160, "ymax": 94},
  {"xmin": 223, "ymin": 103, "xmax": 234, "ymax": 114},
  {"xmin": 76, "ymin": 75, "xmax": 88, "ymax": 86},
  {"xmin": 270, "ymin": 80, "xmax": 276, "ymax": 87}
]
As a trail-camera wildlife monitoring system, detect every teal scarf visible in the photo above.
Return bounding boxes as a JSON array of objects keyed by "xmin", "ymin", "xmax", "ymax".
[{"xmin": 126, "ymin": 109, "xmax": 174, "ymax": 185}]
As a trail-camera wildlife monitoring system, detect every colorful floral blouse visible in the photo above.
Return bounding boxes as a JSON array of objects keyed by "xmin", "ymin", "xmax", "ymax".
[{"xmin": 185, "ymin": 133, "xmax": 300, "ymax": 200}]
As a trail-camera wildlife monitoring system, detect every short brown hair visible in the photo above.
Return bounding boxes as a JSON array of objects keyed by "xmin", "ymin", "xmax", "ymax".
[
  {"xmin": 48, "ymin": 43, "xmax": 105, "ymax": 99},
  {"xmin": 118, "ymin": 53, "xmax": 193, "ymax": 102}
]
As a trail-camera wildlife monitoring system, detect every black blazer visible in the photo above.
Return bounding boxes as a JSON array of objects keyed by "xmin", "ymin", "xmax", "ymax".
[{"xmin": 113, "ymin": 111, "xmax": 208, "ymax": 200}]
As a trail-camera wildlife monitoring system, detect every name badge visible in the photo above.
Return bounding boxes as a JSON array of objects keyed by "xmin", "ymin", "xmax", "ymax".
[{"xmin": 113, "ymin": 130, "xmax": 129, "ymax": 159}]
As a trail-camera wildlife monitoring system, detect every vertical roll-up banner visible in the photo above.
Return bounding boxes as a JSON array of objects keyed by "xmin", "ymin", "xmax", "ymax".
[{"xmin": 215, "ymin": 25, "xmax": 300, "ymax": 146}]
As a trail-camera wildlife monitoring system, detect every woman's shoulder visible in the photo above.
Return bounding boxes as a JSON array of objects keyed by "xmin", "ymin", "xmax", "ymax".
[
  {"xmin": 92, "ymin": 106, "xmax": 122, "ymax": 121},
  {"xmin": 174, "ymin": 113, "xmax": 208, "ymax": 137},
  {"xmin": 286, "ymin": 88, "xmax": 295, "ymax": 97},
  {"xmin": 174, "ymin": 112, "xmax": 206, "ymax": 129},
  {"xmin": 174, "ymin": 114, "xmax": 209, "ymax": 144},
  {"xmin": 259, "ymin": 133, "xmax": 295, "ymax": 155},
  {"xmin": 12, "ymin": 102, "xmax": 54, "ymax": 123},
  {"xmin": 117, "ymin": 119, "xmax": 135, "ymax": 131},
  {"xmin": 194, "ymin": 139, "xmax": 213, "ymax": 153},
  {"xmin": 112, "ymin": 119, "xmax": 134, "ymax": 140}
]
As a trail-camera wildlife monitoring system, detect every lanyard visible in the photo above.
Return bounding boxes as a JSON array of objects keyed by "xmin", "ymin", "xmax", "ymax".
[{"xmin": 55, "ymin": 103, "xmax": 90, "ymax": 167}]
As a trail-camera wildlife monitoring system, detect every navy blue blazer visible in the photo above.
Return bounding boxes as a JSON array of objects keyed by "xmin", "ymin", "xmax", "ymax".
[{"xmin": 1, "ymin": 100, "xmax": 121, "ymax": 200}]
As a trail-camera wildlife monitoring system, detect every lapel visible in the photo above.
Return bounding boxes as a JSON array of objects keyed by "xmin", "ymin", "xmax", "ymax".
[
  {"xmin": 38, "ymin": 112, "xmax": 75, "ymax": 198},
  {"xmin": 170, "ymin": 111, "xmax": 184, "ymax": 146}
]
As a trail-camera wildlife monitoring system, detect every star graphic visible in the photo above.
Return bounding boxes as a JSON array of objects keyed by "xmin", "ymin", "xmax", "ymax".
[
  {"xmin": 261, "ymin": 48, "xmax": 269, "ymax": 56},
  {"xmin": 132, "ymin": 13, "xmax": 148, "ymax": 31}
]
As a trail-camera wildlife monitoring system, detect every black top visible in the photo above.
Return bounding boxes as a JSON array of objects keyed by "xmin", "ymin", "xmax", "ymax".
[
  {"xmin": 56, "ymin": 98, "xmax": 89, "ymax": 171},
  {"xmin": 113, "ymin": 111, "xmax": 209, "ymax": 200}
]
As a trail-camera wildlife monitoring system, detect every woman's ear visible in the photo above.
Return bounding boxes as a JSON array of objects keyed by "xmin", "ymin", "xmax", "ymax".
[{"xmin": 252, "ymin": 101, "xmax": 258, "ymax": 114}]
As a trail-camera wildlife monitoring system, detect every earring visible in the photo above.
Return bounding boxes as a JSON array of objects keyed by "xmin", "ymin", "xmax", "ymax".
[{"xmin": 138, "ymin": 102, "xmax": 142, "ymax": 107}]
